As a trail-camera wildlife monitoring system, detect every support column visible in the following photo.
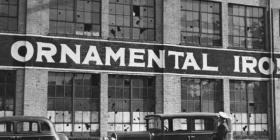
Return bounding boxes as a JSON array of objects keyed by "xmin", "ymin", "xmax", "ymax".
[
  {"xmin": 18, "ymin": 0, "xmax": 26, "ymax": 34},
  {"xmin": 274, "ymin": 78, "xmax": 280, "ymax": 140},
  {"xmin": 221, "ymin": 1, "xmax": 229, "ymax": 49},
  {"xmin": 163, "ymin": 75, "xmax": 181, "ymax": 113},
  {"xmin": 155, "ymin": 75, "xmax": 163, "ymax": 114},
  {"xmin": 100, "ymin": 73, "xmax": 108, "ymax": 139},
  {"xmin": 15, "ymin": 69, "xmax": 24, "ymax": 116},
  {"xmin": 26, "ymin": 0, "xmax": 49, "ymax": 35},
  {"xmin": 101, "ymin": 0, "xmax": 109, "ymax": 39},
  {"xmin": 223, "ymin": 78, "xmax": 230, "ymax": 113},
  {"xmin": 163, "ymin": 0, "xmax": 180, "ymax": 44},
  {"xmin": 273, "ymin": 9, "xmax": 280, "ymax": 52},
  {"xmin": 23, "ymin": 69, "xmax": 48, "ymax": 116},
  {"xmin": 155, "ymin": 0, "xmax": 163, "ymax": 43}
]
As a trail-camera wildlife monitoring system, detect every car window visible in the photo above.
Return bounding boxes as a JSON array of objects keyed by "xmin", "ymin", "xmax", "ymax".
[
  {"xmin": 0, "ymin": 122, "xmax": 14, "ymax": 133},
  {"xmin": 194, "ymin": 118, "xmax": 214, "ymax": 131},
  {"xmin": 147, "ymin": 117, "xmax": 162, "ymax": 130},
  {"xmin": 41, "ymin": 121, "xmax": 51, "ymax": 132},
  {"xmin": 173, "ymin": 118, "xmax": 188, "ymax": 131},
  {"xmin": 16, "ymin": 121, "xmax": 39, "ymax": 133}
]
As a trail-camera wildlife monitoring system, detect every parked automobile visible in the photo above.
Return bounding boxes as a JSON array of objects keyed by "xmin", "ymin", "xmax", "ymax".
[
  {"xmin": 106, "ymin": 112, "xmax": 233, "ymax": 140},
  {"xmin": 0, "ymin": 116, "xmax": 68, "ymax": 140}
]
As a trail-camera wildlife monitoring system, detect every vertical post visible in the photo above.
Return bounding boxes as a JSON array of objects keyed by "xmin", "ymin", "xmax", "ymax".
[
  {"xmin": 101, "ymin": 0, "xmax": 109, "ymax": 39},
  {"xmin": 221, "ymin": 1, "xmax": 229, "ymax": 49},
  {"xmin": 163, "ymin": 0, "xmax": 180, "ymax": 44},
  {"xmin": 100, "ymin": 73, "xmax": 108, "ymax": 140}
]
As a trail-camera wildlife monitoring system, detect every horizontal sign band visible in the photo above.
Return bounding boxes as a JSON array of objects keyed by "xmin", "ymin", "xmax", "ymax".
[{"xmin": 0, "ymin": 35, "xmax": 278, "ymax": 78}]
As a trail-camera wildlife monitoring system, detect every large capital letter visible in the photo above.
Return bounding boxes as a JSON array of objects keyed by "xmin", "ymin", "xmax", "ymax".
[{"xmin": 11, "ymin": 41, "xmax": 34, "ymax": 62}]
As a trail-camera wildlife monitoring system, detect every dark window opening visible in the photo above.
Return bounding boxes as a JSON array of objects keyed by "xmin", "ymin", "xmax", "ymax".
[
  {"xmin": 49, "ymin": 0, "xmax": 101, "ymax": 37},
  {"xmin": 0, "ymin": 0, "xmax": 18, "ymax": 33},
  {"xmin": 230, "ymin": 80, "xmax": 268, "ymax": 137},
  {"xmin": 108, "ymin": 75, "xmax": 155, "ymax": 132},
  {"xmin": 181, "ymin": 78, "xmax": 223, "ymax": 113},
  {"xmin": 181, "ymin": 0, "xmax": 222, "ymax": 47},
  {"xmin": 109, "ymin": 0, "xmax": 155, "ymax": 41},
  {"xmin": 47, "ymin": 72, "xmax": 100, "ymax": 136},
  {"xmin": 228, "ymin": 4, "xmax": 265, "ymax": 50}
]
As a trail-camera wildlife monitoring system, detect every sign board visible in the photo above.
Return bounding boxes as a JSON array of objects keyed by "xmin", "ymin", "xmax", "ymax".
[{"xmin": 0, "ymin": 34, "xmax": 279, "ymax": 78}]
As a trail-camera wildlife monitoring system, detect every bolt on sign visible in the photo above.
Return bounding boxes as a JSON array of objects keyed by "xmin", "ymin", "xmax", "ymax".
[{"xmin": 0, "ymin": 34, "xmax": 279, "ymax": 78}]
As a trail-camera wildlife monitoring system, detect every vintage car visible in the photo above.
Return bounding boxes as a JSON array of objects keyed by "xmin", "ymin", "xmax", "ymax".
[
  {"xmin": 107, "ymin": 112, "xmax": 233, "ymax": 140},
  {"xmin": 0, "ymin": 116, "xmax": 68, "ymax": 140}
]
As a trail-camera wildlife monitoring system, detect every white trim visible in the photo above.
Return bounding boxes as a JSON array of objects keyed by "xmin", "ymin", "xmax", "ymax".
[
  {"xmin": 0, "ymin": 33, "xmax": 278, "ymax": 54},
  {"xmin": 0, "ymin": 65, "xmax": 271, "ymax": 81}
]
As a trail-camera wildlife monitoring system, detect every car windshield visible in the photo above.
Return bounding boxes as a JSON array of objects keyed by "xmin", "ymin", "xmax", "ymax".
[
  {"xmin": 0, "ymin": 122, "xmax": 14, "ymax": 133},
  {"xmin": 147, "ymin": 116, "xmax": 162, "ymax": 130},
  {"xmin": 16, "ymin": 121, "xmax": 39, "ymax": 133}
]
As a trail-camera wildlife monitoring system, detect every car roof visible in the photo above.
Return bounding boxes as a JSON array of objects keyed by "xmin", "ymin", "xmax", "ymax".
[
  {"xmin": 145, "ymin": 112, "xmax": 219, "ymax": 119},
  {"xmin": 0, "ymin": 116, "xmax": 51, "ymax": 122}
]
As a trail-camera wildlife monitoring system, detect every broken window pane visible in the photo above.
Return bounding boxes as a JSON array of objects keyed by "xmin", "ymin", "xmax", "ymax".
[
  {"xmin": 108, "ymin": 75, "xmax": 155, "ymax": 132},
  {"xmin": 48, "ymin": 73, "xmax": 100, "ymax": 135},
  {"xmin": 50, "ymin": 0, "xmax": 101, "ymax": 37},
  {"xmin": 109, "ymin": 0, "xmax": 155, "ymax": 40}
]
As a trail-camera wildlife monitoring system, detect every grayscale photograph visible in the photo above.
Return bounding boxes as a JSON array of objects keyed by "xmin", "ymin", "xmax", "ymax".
[{"xmin": 0, "ymin": 0, "xmax": 279, "ymax": 140}]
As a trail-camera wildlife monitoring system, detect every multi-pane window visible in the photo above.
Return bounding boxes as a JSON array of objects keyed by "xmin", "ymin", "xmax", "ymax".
[
  {"xmin": 108, "ymin": 75, "xmax": 155, "ymax": 132},
  {"xmin": 47, "ymin": 73, "xmax": 100, "ymax": 136},
  {"xmin": 49, "ymin": 0, "xmax": 101, "ymax": 37},
  {"xmin": 181, "ymin": 78, "xmax": 223, "ymax": 113},
  {"xmin": 0, "ymin": 0, "xmax": 18, "ymax": 33},
  {"xmin": 109, "ymin": 0, "xmax": 155, "ymax": 41},
  {"xmin": 0, "ymin": 71, "xmax": 15, "ymax": 117},
  {"xmin": 230, "ymin": 81, "xmax": 268, "ymax": 137},
  {"xmin": 181, "ymin": 0, "xmax": 221, "ymax": 47},
  {"xmin": 228, "ymin": 4, "xmax": 265, "ymax": 49}
]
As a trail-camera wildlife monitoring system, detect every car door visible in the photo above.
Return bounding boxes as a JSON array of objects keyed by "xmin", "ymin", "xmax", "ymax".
[
  {"xmin": 189, "ymin": 118, "xmax": 216, "ymax": 140},
  {"xmin": 161, "ymin": 118, "xmax": 190, "ymax": 140}
]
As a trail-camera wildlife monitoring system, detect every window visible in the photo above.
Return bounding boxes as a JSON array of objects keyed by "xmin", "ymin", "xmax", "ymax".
[
  {"xmin": 0, "ymin": 0, "xmax": 18, "ymax": 33},
  {"xmin": 181, "ymin": 78, "xmax": 223, "ymax": 113},
  {"xmin": 228, "ymin": 4, "xmax": 265, "ymax": 49},
  {"xmin": 49, "ymin": 0, "xmax": 101, "ymax": 37},
  {"xmin": 108, "ymin": 75, "xmax": 155, "ymax": 132},
  {"xmin": 109, "ymin": 0, "xmax": 155, "ymax": 41},
  {"xmin": 17, "ymin": 122, "xmax": 39, "ymax": 133},
  {"xmin": 194, "ymin": 118, "xmax": 214, "ymax": 131},
  {"xmin": 47, "ymin": 73, "xmax": 100, "ymax": 136},
  {"xmin": 181, "ymin": 0, "xmax": 221, "ymax": 47},
  {"xmin": 0, "ymin": 122, "xmax": 13, "ymax": 133},
  {"xmin": 230, "ymin": 81, "xmax": 268, "ymax": 137},
  {"xmin": 173, "ymin": 118, "xmax": 188, "ymax": 131},
  {"xmin": 0, "ymin": 71, "xmax": 15, "ymax": 117},
  {"xmin": 147, "ymin": 116, "xmax": 161, "ymax": 130}
]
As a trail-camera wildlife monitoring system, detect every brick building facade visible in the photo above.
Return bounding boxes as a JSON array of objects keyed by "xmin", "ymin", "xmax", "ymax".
[{"xmin": 0, "ymin": 0, "xmax": 280, "ymax": 140}]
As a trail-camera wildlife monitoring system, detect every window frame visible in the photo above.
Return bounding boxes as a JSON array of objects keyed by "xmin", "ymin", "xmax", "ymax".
[
  {"xmin": 47, "ymin": 72, "xmax": 100, "ymax": 136},
  {"xmin": 109, "ymin": 0, "xmax": 156, "ymax": 41},
  {"xmin": 228, "ymin": 3, "xmax": 266, "ymax": 50},
  {"xmin": 181, "ymin": 78, "xmax": 223, "ymax": 113},
  {"xmin": 108, "ymin": 75, "xmax": 156, "ymax": 132},
  {"xmin": 229, "ymin": 80, "xmax": 269, "ymax": 138},
  {"xmin": 49, "ymin": 0, "xmax": 102, "ymax": 38},
  {"xmin": 180, "ymin": 0, "xmax": 222, "ymax": 47},
  {"xmin": 0, "ymin": 0, "xmax": 19, "ymax": 33}
]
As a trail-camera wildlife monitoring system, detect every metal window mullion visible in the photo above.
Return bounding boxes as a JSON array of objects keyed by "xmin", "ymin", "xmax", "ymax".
[
  {"xmin": 245, "ymin": 81, "xmax": 250, "ymax": 135},
  {"xmin": 198, "ymin": 1, "xmax": 202, "ymax": 46},
  {"xmin": 129, "ymin": 1, "xmax": 133, "ymax": 40},
  {"xmin": 73, "ymin": 0, "xmax": 78, "ymax": 36},
  {"xmin": 3, "ymin": 76, "xmax": 7, "ymax": 113},
  {"xmin": 71, "ymin": 73, "xmax": 75, "ymax": 135},
  {"xmin": 129, "ymin": 78, "xmax": 133, "ymax": 131},
  {"xmin": 199, "ymin": 80, "xmax": 202, "ymax": 112},
  {"xmin": 244, "ymin": 6, "xmax": 249, "ymax": 49}
]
